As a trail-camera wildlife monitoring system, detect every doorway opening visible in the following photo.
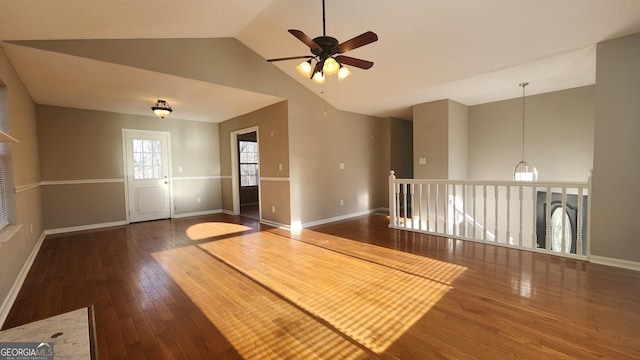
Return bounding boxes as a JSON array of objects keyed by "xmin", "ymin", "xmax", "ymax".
[{"xmin": 230, "ymin": 127, "xmax": 260, "ymax": 220}]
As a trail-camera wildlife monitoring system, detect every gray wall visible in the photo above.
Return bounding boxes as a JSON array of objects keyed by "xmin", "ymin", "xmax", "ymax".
[
  {"xmin": 591, "ymin": 32, "xmax": 640, "ymax": 263},
  {"xmin": 390, "ymin": 118, "xmax": 413, "ymax": 179},
  {"xmin": 37, "ymin": 105, "xmax": 221, "ymax": 229},
  {"xmin": 469, "ymin": 86, "xmax": 594, "ymax": 182}
]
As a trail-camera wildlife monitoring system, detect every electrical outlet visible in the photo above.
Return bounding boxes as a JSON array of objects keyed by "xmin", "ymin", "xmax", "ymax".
[
  {"xmin": 196, "ymin": 197, "xmax": 201, "ymax": 203},
  {"xmin": 340, "ymin": 199, "xmax": 344, "ymax": 206},
  {"xmin": 271, "ymin": 205, "xmax": 276, "ymax": 213},
  {"xmin": 178, "ymin": 166, "xmax": 183, "ymax": 173},
  {"xmin": 340, "ymin": 163, "xmax": 345, "ymax": 170}
]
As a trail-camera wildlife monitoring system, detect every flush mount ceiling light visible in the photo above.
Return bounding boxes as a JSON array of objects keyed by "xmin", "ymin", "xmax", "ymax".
[
  {"xmin": 151, "ymin": 99, "xmax": 172, "ymax": 118},
  {"xmin": 267, "ymin": 0, "xmax": 377, "ymax": 83},
  {"xmin": 513, "ymin": 82, "xmax": 538, "ymax": 181}
]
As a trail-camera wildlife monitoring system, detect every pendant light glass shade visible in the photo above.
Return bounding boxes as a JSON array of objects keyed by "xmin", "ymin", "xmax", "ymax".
[
  {"xmin": 513, "ymin": 82, "xmax": 538, "ymax": 181},
  {"xmin": 151, "ymin": 100, "xmax": 172, "ymax": 118},
  {"xmin": 513, "ymin": 160, "xmax": 538, "ymax": 181}
]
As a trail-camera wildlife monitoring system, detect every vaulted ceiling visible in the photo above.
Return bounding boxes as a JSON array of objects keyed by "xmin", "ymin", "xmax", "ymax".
[{"xmin": 1, "ymin": 0, "xmax": 640, "ymax": 121}]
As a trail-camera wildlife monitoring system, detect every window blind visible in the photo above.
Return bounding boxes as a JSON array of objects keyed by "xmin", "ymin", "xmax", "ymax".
[{"xmin": 0, "ymin": 86, "xmax": 9, "ymax": 230}]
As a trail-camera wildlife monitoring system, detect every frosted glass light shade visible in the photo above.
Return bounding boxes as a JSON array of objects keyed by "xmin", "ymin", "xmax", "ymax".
[
  {"xmin": 337, "ymin": 66, "xmax": 351, "ymax": 80},
  {"xmin": 322, "ymin": 57, "xmax": 340, "ymax": 75},
  {"xmin": 296, "ymin": 60, "xmax": 312, "ymax": 77},
  {"xmin": 513, "ymin": 160, "xmax": 538, "ymax": 181},
  {"xmin": 312, "ymin": 71, "xmax": 325, "ymax": 84}
]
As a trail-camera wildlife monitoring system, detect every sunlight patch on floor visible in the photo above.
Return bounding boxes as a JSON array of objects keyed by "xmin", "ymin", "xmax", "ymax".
[
  {"xmin": 151, "ymin": 245, "xmax": 369, "ymax": 359},
  {"xmin": 198, "ymin": 230, "xmax": 467, "ymax": 354},
  {"xmin": 185, "ymin": 222, "xmax": 253, "ymax": 241}
]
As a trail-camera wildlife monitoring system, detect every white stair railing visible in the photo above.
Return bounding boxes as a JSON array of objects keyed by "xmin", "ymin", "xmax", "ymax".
[{"xmin": 388, "ymin": 171, "xmax": 590, "ymax": 259}]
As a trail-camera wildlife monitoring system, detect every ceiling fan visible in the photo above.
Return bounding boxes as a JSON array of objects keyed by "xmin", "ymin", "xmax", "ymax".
[{"xmin": 267, "ymin": 0, "xmax": 378, "ymax": 83}]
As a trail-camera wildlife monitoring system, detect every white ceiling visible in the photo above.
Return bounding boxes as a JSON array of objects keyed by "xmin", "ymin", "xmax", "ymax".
[{"xmin": 1, "ymin": 0, "xmax": 640, "ymax": 121}]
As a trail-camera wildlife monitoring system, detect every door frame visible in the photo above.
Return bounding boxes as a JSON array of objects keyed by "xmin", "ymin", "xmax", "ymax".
[
  {"xmin": 122, "ymin": 129, "xmax": 173, "ymax": 224},
  {"xmin": 230, "ymin": 126, "xmax": 259, "ymax": 217}
]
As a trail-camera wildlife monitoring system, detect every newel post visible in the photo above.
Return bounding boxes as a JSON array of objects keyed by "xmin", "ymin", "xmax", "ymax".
[{"xmin": 389, "ymin": 170, "xmax": 397, "ymax": 227}]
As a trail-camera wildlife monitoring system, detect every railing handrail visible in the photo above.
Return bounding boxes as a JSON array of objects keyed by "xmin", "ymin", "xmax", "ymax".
[{"xmin": 391, "ymin": 177, "xmax": 588, "ymax": 188}]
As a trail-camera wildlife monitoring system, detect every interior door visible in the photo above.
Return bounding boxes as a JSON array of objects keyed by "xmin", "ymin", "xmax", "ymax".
[{"xmin": 124, "ymin": 130, "xmax": 171, "ymax": 222}]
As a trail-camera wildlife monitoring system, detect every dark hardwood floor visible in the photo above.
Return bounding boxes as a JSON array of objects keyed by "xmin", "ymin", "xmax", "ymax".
[{"xmin": 3, "ymin": 213, "xmax": 640, "ymax": 359}]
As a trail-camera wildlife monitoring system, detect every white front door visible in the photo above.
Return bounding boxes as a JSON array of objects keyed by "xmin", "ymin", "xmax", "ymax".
[{"xmin": 124, "ymin": 130, "xmax": 171, "ymax": 223}]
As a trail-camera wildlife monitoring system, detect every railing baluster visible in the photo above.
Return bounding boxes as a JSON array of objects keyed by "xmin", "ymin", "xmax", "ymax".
[
  {"xmin": 388, "ymin": 171, "xmax": 397, "ymax": 227},
  {"xmin": 472, "ymin": 185, "xmax": 477, "ymax": 240},
  {"xmin": 545, "ymin": 187, "xmax": 552, "ymax": 251},
  {"xmin": 462, "ymin": 184, "xmax": 467, "ymax": 238},
  {"xmin": 435, "ymin": 184, "xmax": 439, "ymax": 234},
  {"xmin": 426, "ymin": 183, "xmax": 431, "ymax": 232},
  {"xmin": 483, "ymin": 184, "xmax": 487, "ymax": 241},
  {"xmin": 506, "ymin": 185, "xmax": 512, "ymax": 245},
  {"xmin": 445, "ymin": 184, "xmax": 450, "ymax": 235},
  {"xmin": 410, "ymin": 184, "xmax": 416, "ymax": 229},
  {"xmin": 532, "ymin": 185, "xmax": 537, "ymax": 250},
  {"xmin": 577, "ymin": 186, "xmax": 584, "ymax": 256},
  {"xmin": 452, "ymin": 183, "xmax": 457, "ymax": 236},
  {"xmin": 518, "ymin": 185, "xmax": 524, "ymax": 247},
  {"xmin": 494, "ymin": 185, "xmax": 499, "ymax": 243},
  {"xmin": 561, "ymin": 187, "xmax": 568, "ymax": 254},
  {"xmin": 418, "ymin": 183, "xmax": 423, "ymax": 231}
]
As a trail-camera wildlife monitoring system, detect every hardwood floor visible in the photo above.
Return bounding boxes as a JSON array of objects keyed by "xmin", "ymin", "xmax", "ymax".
[{"xmin": 3, "ymin": 214, "xmax": 640, "ymax": 359}]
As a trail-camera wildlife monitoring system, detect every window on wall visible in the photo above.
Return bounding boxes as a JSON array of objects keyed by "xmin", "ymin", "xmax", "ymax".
[
  {"xmin": 239, "ymin": 140, "xmax": 259, "ymax": 187},
  {"xmin": 0, "ymin": 86, "xmax": 10, "ymax": 230}
]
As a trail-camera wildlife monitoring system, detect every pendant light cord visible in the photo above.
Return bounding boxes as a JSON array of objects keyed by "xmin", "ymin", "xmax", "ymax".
[{"xmin": 520, "ymin": 82, "xmax": 528, "ymax": 162}]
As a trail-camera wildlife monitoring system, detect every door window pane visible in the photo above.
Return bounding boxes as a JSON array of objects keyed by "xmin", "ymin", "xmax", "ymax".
[{"xmin": 133, "ymin": 138, "xmax": 163, "ymax": 180}]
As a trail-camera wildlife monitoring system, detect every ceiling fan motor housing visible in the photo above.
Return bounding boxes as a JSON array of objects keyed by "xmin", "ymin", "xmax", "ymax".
[{"xmin": 312, "ymin": 36, "xmax": 339, "ymax": 58}]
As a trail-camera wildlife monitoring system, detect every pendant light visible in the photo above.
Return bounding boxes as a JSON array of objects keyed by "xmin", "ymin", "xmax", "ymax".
[{"xmin": 513, "ymin": 82, "xmax": 538, "ymax": 181}]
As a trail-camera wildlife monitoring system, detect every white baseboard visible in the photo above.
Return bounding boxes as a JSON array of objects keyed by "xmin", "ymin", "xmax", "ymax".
[
  {"xmin": 260, "ymin": 219, "xmax": 290, "ymax": 229},
  {"xmin": 590, "ymin": 255, "xmax": 640, "ymax": 272},
  {"xmin": 172, "ymin": 209, "xmax": 222, "ymax": 219},
  {"xmin": 0, "ymin": 231, "xmax": 46, "ymax": 328},
  {"xmin": 301, "ymin": 208, "xmax": 383, "ymax": 228},
  {"xmin": 221, "ymin": 210, "xmax": 235, "ymax": 216},
  {"xmin": 44, "ymin": 221, "xmax": 127, "ymax": 236}
]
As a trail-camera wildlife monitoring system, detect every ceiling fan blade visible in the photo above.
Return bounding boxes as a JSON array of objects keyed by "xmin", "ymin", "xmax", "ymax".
[
  {"xmin": 335, "ymin": 55, "xmax": 374, "ymax": 69},
  {"xmin": 335, "ymin": 31, "xmax": 378, "ymax": 53},
  {"xmin": 267, "ymin": 56, "xmax": 313, "ymax": 62},
  {"xmin": 288, "ymin": 29, "xmax": 322, "ymax": 52}
]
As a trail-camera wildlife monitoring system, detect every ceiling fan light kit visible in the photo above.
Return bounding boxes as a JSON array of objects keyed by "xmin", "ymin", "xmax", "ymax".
[{"xmin": 267, "ymin": 0, "xmax": 377, "ymax": 83}]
